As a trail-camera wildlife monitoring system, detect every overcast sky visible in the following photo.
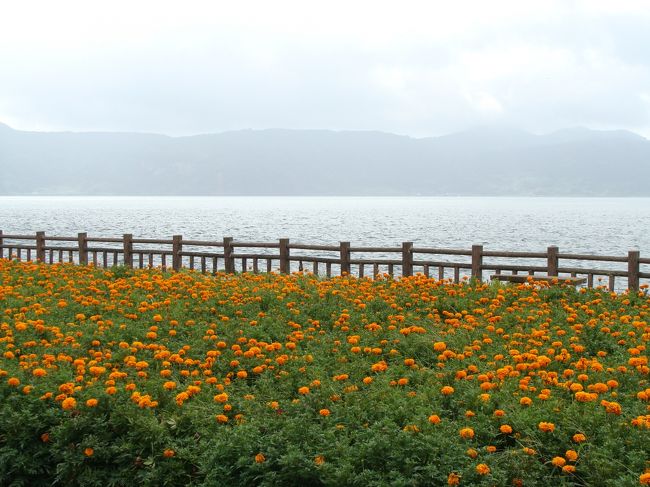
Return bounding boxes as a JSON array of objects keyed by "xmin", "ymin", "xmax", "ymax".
[{"xmin": 1, "ymin": 0, "xmax": 650, "ymax": 137}]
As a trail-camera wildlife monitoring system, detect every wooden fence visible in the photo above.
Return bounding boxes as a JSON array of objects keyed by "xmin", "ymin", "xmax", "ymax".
[{"xmin": 1, "ymin": 230, "xmax": 649, "ymax": 292}]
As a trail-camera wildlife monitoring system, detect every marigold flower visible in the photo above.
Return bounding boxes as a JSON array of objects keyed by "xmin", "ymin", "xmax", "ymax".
[
  {"xmin": 32, "ymin": 368, "xmax": 47, "ymax": 377},
  {"xmin": 554, "ymin": 443, "xmax": 575, "ymax": 459},
  {"xmin": 61, "ymin": 397, "xmax": 77, "ymax": 411},
  {"xmin": 163, "ymin": 449, "xmax": 175, "ymax": 458},
  {"xmin": 7, "ymin": 377, "xmax": 20, "ymax": 387},
  {"xmin": 298, "ymin": 386, "xmax": 310, "ymax": 395},
  {"xmin": 314, "ymin": 455, "xmax": 325, "ymax": 465},
  {"xmin": 433, "ymin": 342, "xmax": 447, "ymax": 352},
  {"xmin": 552, "ymin": 457, "xmax": 566, "ymax": 467},
  {"xmin": 214, "ymin": 393, "xmax": 229, "ymax": 403},
  {"xmin": 85, "ymin": 398, "xmax": 98, "ymax": 407},
  {"xmin": 640, "ymin": 473, "xmax": 650, "ymax": 484},
  {"xmin": 538, "ymin": 422, "xmax": 555, "ymax": 433},
  {"xmin": 84, "ymin": 448, "xmax": 94, "ymax": 457},
  {"xmin": 447, "ymin": 472, "xmax": 461, "ymax": 486},
  {"xmin": 475, "ymin": 463, "xmax": 490, "ymax": 475},
  {"xmin": 319, "ymin": 409, "xmax": 330, "ymax": 417},
  {"xmin": 499, "ymin": 424, "xmax": 513, "ymax": 434},
  {"xmin": 215, "ymin": 414, "xmax": 228, "ymax": 423},
  {"xmin": 441, "ymin": 386, "xmax": 455, "ymax": 395},
  {"xmin": 254, "ymin": 453, "xmax": 265, "ymax": 463},
  {"xmin": 428, "ymin": 414, "xmax": 441, "ymax": 424},
  {"xmin": 460, "ymin": 427, "xmax": 475, "ymax": 439}
]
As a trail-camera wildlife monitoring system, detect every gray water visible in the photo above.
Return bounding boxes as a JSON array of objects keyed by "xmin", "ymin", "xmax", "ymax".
[{"xmin": 1, "ymin": 196, "xmax": 648, "ymax": 255}]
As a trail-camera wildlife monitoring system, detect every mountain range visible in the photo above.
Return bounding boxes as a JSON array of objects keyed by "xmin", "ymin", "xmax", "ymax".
[{"xmin": 1, "ymin": 122, "xmax": 648, "ymax": 196}]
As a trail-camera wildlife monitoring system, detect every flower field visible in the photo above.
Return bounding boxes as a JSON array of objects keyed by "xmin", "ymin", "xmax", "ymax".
[{"xmin": 0, "ymin": 258, "xmax": 649, "ymax": 486}]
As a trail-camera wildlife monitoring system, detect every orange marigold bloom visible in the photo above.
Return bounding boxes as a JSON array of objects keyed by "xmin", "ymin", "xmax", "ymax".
[
  {"xmin": 552, "ymin": 457, "xmax": 566, "ymax": 467},
  {"xmin": 7, "ymin": 377, "xmax": 20, "ymax": 387},
  {"xmin": 572, "ymin": 433, "xmax": 587, "ymax": 443},
  {"xmin": 476, "ymin": 463, "xmax": 490, "ymax": 475},
  {"xmin": 520, "ymin": 396, "xmax": 532, "ymax": 406},
  {"xmin": 254, "ymin": 453, "xmax": 266, "ymax": 463},
  {"xmin": 499, "ymin": 424, "xmax": 513, "ymax": 434},
  {"xmin": 562, "ymin": 465, "xmax": 576, "ymax": 474},
  {"xmin": 32, "ymin": 368, "xmax": 47, "ymax": 377},
  {"xmin": 459, "ymin": 427, "xmax": 475, "ymax": 439},
  {"xmin": 640, "ymin": 473, "xmax": 650, "ymax": 484},
  {"xmin": 441, "ymin": 386, "xmax": 455, "ymax": 395},
  {"xmin": 314, "ymin": 455, "xmax": 325, "ymax": 465},
  {"xmin": 319, "ymin": 409, "xmax": 331, "ymax": 417},
  {"xmin": 214, "ymin": 393, "xmax": 229, "ymax": 403},
  {"xmin": 85, "ymin": 398, "xmax": 98, "ymax": 407},
  {"xmin": 447, "ymin": 473, "xmax": 461, "ymax": 486},
  {"xmin": 84, "ymin": 448, "xmax": 94, "ymax": 457},
  {"xmin": 298, "ymin": 386, "xmax": 310, "ymax": 395},
  {"xmin": 433, "ymin": 342, "xmax": 447, "ymax": 352},
  {"xmin": 61, "ymin": 397, "xmax": 77, "ymax": 410},
  {"xmin": 565, "ymin": 450, "xmax": 578, "ymax": 462},
  {"xmin": 215, "ymin": 414, "xmax": 228, "ymax": 423},
  {"xmin": 163, "ymin": 449, "xmax": 175, "ymax": 458},
  {"xmin": 538, "ymin": 422, "xmax": 555, "ymax": 433},
  {"xmin": 428, "ymin": 414, "xmax": 441, "ymax": 424}
]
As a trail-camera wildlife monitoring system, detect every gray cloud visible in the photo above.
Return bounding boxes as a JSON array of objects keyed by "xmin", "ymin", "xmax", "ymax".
[{"xmin": 1, "ymin": 1, "xmax": 649, "ymax": 136}]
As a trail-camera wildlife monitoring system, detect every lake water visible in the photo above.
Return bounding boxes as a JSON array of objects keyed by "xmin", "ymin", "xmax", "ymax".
[{"xmin": 1, "ymin": 196, "xmax": 649, "ymax": 254}]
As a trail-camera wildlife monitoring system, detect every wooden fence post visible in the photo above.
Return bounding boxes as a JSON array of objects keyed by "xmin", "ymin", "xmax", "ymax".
[
  {"xmin": 78, "ymin": 232, "xmax": 88, "ymax": 265},
  {"xmin": 0, "ymin": 230, "xmax": 3, "ymax": 259},
  {"xmin": 547, "ymin": 246, "xmax": 559, "ymax": 276},
  {"xmin": 123, "ymin": 234, "xmax": 133, "ymax": 268},
  {"xmin": 36, "ymin": 231, "xmax": 45, "ymax": 262},
  {"xmin": 223, "ymin": 237, "xmax": 234, "ymax": 273},
  {"xmin": 340, "ymin": 241, "xmax": 351, "ymax": 275},
  {"xmin": 279, "ymin": 238, "xmax": 290, "ymax": 274},
  {"xmin": 402, "ymin": 242, "xmax": 413, "ymax": 277},
  {"xmin": 471, "ymin": 244, "xmax": 483, "ymax": 281},
  {"xmin": 628, "ymin": 250, "xmax": 640, "ymax": 292},
  {"xmin": 172, "ymin": 235, "xmax": 182, "ymax": 271}
]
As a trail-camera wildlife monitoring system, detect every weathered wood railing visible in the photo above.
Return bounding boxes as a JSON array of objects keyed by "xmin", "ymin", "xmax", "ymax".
[{"xmin": 0, "ymin": 230, "xmax": 648, "ymax": 292}]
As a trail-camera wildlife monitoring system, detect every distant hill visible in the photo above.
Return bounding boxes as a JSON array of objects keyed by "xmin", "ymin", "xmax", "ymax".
[{"xmin": 1, "ymin": 123, "xmax": 649, "ymax": 195}]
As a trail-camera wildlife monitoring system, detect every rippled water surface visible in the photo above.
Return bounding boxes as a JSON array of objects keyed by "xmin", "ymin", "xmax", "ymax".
[{"xmin": 1, "ymin": 196, "xmax": 648, "ymax": 255}]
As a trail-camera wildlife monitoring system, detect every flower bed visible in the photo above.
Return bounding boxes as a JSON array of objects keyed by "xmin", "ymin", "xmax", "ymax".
[{"xmin": 0, "ymin": 259, "xmax": 648, "ymax": 485}]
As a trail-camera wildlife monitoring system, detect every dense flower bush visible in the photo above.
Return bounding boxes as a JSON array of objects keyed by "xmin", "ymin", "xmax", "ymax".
[{"xmin": 0, "ymin": 259, "xmax": 648, "ymax": 486}]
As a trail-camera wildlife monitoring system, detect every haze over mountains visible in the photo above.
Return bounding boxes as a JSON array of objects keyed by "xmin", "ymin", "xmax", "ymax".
[{"xmin": 1, "ymin": 122, "xmax": 648, "ymax": 196}]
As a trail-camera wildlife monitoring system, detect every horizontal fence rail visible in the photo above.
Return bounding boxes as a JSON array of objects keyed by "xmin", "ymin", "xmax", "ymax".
[{"xmin": 0, "ymin": 231, "xmax": 648, "ymax": 292}]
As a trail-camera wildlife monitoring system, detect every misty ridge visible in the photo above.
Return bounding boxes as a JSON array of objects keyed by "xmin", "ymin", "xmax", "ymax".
[{"xmin": 1, "ymin": 121, "xmax": 649, "ymax": 196}]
